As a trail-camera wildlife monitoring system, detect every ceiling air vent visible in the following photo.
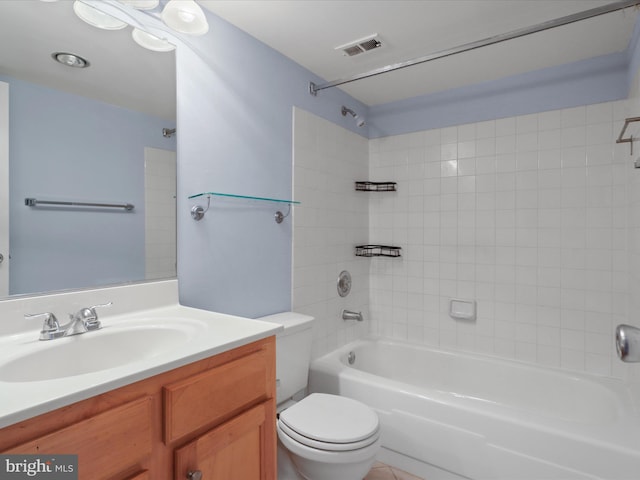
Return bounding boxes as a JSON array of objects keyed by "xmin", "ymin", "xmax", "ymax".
[{"xmin": 335, "ymin": 34, "xmax": 382, "ymax": 57}]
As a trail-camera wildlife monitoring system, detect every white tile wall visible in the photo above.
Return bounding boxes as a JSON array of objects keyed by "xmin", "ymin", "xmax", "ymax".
[
  {"xmin": 293, "ymin": 100, "xmax": 640, "ymax": 380},
  {"xmin": 144, "ymin": 147, "xmax": 177, "ymax": 280},
  {"xmin": 369, "ymin": 101, "xmax": 632, "ymax": 378},
  {"xmin": 626, "ymin": 68, "xmax": 640, "ymax": 386},
  {"xmin": 293, "ymin": 108, "xmax": 370, "ymax": 359}
]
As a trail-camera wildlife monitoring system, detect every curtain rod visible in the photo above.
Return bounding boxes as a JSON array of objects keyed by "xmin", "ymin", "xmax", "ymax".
[{"xmin": 309, "ymin": 0, "xmax": 640, "ymax": 96}]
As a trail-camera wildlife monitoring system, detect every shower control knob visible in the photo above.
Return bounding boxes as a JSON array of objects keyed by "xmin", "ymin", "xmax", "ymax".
[
  {"xmin": 187, "ymin": 471, "xmax": 202, "ymax": 480},
  {"xmin": 337, "ymin": 270, "xmax": 352, "ymax": 297}
]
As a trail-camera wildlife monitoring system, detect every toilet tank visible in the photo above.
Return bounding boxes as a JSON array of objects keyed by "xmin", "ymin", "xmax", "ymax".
[{"xmin": 257, "ymin": 312, "xmax": 314, "ymax": 404}]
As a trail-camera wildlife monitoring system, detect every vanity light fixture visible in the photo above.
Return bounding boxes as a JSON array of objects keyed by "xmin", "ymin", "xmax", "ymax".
[
  {"xmin": 71, "ymin": 0, "xmax": 207, "ymax": 52},
  {"xmin": 118, "ymin": 0, "xmax": 159, "ymax": 10},
  {"xmin": 161, "ymin": 0, "xmax": 209, "ymax": 36},
  {"xmin": 132, "ymin": 28, "xmax": 176, "ymax": 52},
  {"xmin": 73, "ymin": 0, "xmax": 127, "ymax": 30},
  {"xmin": 52, "ymin": 52, "xmax": 90, "ymax": 68}
]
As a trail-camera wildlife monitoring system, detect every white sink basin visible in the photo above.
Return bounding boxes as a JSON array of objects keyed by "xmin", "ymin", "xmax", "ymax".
[
  {"xmin": 0, "ymin": 300, "xmax": 282, "ymax": 429},
  {"xmin": 0, "ymin": 318, "xmax": 203, "ymax": 382}
]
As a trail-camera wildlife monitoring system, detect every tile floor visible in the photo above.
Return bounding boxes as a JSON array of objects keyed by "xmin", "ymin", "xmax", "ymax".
[{"xmin": 364, "ymin": 462, "xmax": 424, "ymax": 480}]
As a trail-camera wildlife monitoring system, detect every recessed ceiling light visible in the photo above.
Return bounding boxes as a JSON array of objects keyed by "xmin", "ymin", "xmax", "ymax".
[{"xmin": 51, "ymin": 52, "xmax": 90, "ymax": 68}]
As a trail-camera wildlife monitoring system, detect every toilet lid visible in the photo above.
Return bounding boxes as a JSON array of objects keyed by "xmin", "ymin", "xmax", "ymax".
[
  {"xmin": 279, "ymin": 393, "xmax": 379, "ymax": 444},
  {"xmin": 278, "ymin": 419, "xmax": 379, "ymax": 452}
]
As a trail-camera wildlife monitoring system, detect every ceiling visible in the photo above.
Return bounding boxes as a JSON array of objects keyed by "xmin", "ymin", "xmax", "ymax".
[
  {"xmin": 1, "ymin": 1, "xmax": 636, "ymax": 116},
  {"xmin": 0, "ymin": 0, "xmax": 176, "ymax": 120},
  {"xmin": 199, "ymin": 0, "xmax": 640, "ymax": 107}
]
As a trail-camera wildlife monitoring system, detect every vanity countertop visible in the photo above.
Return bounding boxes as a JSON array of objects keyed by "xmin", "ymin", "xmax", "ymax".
[{"xmin": 0, "ymin": 304, "xmax": 281, "ymax": 428}]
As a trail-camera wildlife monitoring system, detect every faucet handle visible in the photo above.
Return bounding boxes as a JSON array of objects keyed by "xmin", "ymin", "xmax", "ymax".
[
  {"xmin": 25, "ymin": 312, "xmax": 59, "ymax": 328},
  {"xmin": 88, "ymin": 302, "xmax": 113, "ymax": 312},
  {"xmin": 83, "ymin": 301, "xmax": 112, "ymax": 329},
  {"xmin": 25, "ymin": 312, "xmax": 62, "ymax": 340}
]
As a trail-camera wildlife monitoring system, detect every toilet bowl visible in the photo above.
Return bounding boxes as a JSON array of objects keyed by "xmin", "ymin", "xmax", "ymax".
[
  {"xmin": 277, "ymin": 393, "xmax": 380, "ymax": 480},
  {"xmin": 256, "ymin": 312, "xmax": 381, "ymax": 480}
]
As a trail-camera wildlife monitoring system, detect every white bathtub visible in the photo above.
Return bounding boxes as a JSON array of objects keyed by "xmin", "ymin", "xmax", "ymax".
[{"xmin": 308, "ymin": 338, "xmax": 640, "ymax": 480}]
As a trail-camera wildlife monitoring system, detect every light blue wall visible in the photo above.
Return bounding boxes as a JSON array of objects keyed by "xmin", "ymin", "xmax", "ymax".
[
  {"xmin": 366, "ymin": 16, "xmax": 640, "ymax": 137},
  {"xmin": 367, "ymin": 52, "xmax": 629, "ymax": 138},
  {"xmin": 175, "ymin": 10, "xmax": 367, "ymax": 318},
  {"xmin": 175, "ymin": 10, "xmax": 639, "ymax": 318},
  {"xmin": 5, "ymin": 75, "xmax": 176, "ymax": 295},
  {"xmin": 627, "ymin": 17, "xmax": 640, "ymax": 89}
]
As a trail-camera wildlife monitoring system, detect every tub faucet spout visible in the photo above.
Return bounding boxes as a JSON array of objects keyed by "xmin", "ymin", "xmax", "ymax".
[
  {"xmin": 342, "ymin": 309, "xmax": 363, "ymax": 322},
  {"xmin": 616, "ymin": 324, "xmax": 640, "ymax": 362}
]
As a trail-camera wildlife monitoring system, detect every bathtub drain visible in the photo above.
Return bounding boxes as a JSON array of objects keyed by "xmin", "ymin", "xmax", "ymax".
[{"xmin": 347, "ymin": 351, "xmax": 356, "ymax": 365}]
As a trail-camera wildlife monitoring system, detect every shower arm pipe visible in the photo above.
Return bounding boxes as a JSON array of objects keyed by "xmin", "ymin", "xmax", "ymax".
[
  {"xmin": 309, "ymin": 0, "xmax": 640, "ymax": 96},
  {"xmin": 342, "ymin": 106, "xmax": 357, "ymax": 117}
]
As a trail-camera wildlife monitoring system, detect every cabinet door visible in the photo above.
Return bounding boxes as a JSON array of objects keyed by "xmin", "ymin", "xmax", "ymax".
[
  {"xmin": 4, "ymin": 397, "xmax": 153, "ymax": 480},
  {"xmin": 125, "ymin": 472, "xmax": 150, "ymax": 480},
  {"xmin": 174, "ymin": 400, "xmax": 275, "ymax": 480}
]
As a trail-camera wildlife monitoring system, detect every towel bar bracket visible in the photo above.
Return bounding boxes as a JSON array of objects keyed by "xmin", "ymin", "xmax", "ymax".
[{"xmin": 616, "ymin": 117, "xmax": 640, "ymax": 156}]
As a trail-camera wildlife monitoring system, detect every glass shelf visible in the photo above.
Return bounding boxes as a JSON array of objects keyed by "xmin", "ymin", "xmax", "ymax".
[
  {"xmin": 189, "ymin": 191, "xmax": 300, "ymax": 204},
  {"xmin": 188, "ymin": 191, "xmax": 300, "ymax": 223}
]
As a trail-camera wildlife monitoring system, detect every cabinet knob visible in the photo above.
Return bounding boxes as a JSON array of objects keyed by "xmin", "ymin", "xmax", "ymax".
[{"xmin": 187, "ymin": 471, "xmax": 203, "ymax": 480}]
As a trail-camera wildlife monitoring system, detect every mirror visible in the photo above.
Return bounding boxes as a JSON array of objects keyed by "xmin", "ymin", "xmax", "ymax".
[{"xmin": 0, "ymin": 1, "xmax": 177, "ymax": 298}]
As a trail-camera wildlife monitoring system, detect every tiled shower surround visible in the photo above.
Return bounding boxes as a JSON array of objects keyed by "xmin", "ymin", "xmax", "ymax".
[
  {"xmin": 369, "ymin": 101, "xmax": 631, "ymax": 379},
  {"xmin": 294, "ymin": 101, "xmax": 639, "ymax": 380},
  {"xmin": 293, "ymin": 108, "xmax": 370, "ymax": 358}
]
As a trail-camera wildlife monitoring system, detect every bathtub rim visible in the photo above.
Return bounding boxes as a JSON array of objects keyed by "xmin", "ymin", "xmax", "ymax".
[
  {"xmin": 313, "ymin": 335, "xmax": 633, "ymax": 399},
  {"xmin": 309, "ymin": 335, "xmax": 640, "ymax": 459}
]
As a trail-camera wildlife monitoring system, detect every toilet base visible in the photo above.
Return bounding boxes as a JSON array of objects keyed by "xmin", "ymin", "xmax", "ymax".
[
  {"xmin": 279, "ymin": 430, "xmax": 379, "ymax": 480},
  {"xmin": 278, "ymin": 439, "xmax": 304, "ymax": 480},
  {"xmin": 288, "ymin": 453, "xmax": 377, "ymax": 480}
]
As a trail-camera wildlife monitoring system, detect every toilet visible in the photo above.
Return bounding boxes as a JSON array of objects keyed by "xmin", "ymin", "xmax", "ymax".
[{"xmin": 258, "ymin": 312, "xmax": 380, "ymax": 480}]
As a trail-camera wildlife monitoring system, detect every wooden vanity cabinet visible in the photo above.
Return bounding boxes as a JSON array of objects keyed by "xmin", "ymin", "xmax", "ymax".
[
  {"xmin": 0, "ymin": 337, "xmax": 276, "ymax": 480},
  {"xmin": 174, "ymin": 400, "xmax": 276, "ymax": 480}
]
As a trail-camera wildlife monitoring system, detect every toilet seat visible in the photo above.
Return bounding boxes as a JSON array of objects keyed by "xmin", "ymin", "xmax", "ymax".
[
  {"xmin": 278, "ymin": 419, "xmax": 379, "ymax": 451},
  {"xmin": 278, "ymin": 393, "xmax": 379, "ymax": 452}
]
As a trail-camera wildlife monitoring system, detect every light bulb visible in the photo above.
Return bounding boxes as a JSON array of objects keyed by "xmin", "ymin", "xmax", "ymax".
[
  {"xmin": 118, "ymin": 0, "xmax": 159, "ymax": 10},
  {"xmin": 132, "ymin": 28, "xmax": 176, "ymax": 52},
  {"xmin": 177, "ymin": 11, "xmax": 196, "ymax": 23},
  {"xmin": 73, "ymin": 0, "xmax": 127, "ymax": 30},
  {"xmin": 161, "ymin": 0, "xmax": 209, "ymax": 35}
]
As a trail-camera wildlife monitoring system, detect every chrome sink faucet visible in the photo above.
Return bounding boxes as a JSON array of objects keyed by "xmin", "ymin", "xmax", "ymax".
[{"xmin": 25, "ymin": 302, "xmax": 112, "ymax": 341}]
